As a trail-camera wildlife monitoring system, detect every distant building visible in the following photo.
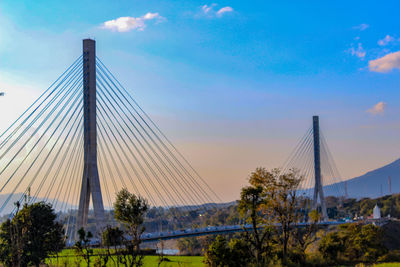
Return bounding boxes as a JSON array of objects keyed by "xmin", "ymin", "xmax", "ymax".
[{"xmin": 373, "ymin": 204, "xmax": 381, "ymax": 219}]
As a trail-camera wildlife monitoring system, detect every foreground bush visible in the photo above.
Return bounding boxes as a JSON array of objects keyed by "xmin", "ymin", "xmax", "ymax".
[{"xmin": 0, "ymin": 202, "xmax": 64, "ymax": 267}]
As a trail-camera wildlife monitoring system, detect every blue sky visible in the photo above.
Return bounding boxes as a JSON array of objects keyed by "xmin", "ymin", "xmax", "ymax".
[{"xmin": 1, "ymin": 0, "xmax": 400, "ymax": 201}]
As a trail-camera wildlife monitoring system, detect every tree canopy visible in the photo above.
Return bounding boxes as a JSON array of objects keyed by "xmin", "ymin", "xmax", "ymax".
[{"xmin": 0, "ymin": 201, "xmax": 64, "ymax": 267}]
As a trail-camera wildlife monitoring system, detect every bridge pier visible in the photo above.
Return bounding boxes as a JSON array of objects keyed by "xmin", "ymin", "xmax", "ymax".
[
  {"xmin": 312, "ymin": 116, "xmax": 328, "ymax": 220},
  {"xmin": 77, "ymin": 39, "xmax": 105, "ymax": 233}
]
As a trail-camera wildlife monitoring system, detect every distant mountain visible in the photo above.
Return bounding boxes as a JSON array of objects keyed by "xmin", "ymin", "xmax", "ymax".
[
  {"xmin": 0, "ymin": 193, "xmax": 30, "ymax": 215},
  {"xmin": 0, "ymin": 193, "xmax": 73, "ymax": 216},
  {"xmin": 0, "ymin": 192, "xmax": 235, "ymax": 216},
  {"xmin": 324, "ymin": 158, "xmax": 400, "ymax": 199},
  {"xmin": 178, "ymin": 201, "xmax": 237, "ymax": 211}
]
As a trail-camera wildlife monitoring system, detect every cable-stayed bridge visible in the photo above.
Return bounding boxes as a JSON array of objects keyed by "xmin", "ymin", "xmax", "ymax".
[
  {"xmin": 0, "ymin": 39, "xmax": 221, "ymax": 239},
  {"xmin": 282, "ymin": 116, "xmax": 346, "ymax": 220},
  {"xmin": 0, "ymin": 39, "xmax": 346, "ymax": 243}
]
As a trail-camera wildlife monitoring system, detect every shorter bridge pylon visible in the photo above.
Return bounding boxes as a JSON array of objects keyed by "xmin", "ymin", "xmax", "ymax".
[{"xmin": 312, "ymin": 116, "xmax": 327, "ymax": 220}]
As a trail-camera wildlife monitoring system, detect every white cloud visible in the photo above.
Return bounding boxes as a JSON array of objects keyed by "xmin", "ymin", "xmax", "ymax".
[
  {"xmin": 353, "ymin": 23, "xmax": 369, "ymax": 31},
  {"xmin": 102, "ymin": 12, "xmax": 164, "ymax": 32},
  {"xmin": 143, "ymin": 13, "xmax": 159, "ymax": 20},
  {"xmin": 216, "ymin": 6, "xmax": 234, "ymax": 16},
  {"xmin": 348, "ymin": 43, "xmax": 366, "ymax": 58},
  {"xmin": 368, "ymin": 51, "xmax": 400, "ymax": 73},
  {"xmin": 200, "ymin": 4, "xmax": 233, "ymax": 17},
  {"xmin": 202, "ymin": 4, "xmax": 217, "ymax": 14},
  {"xmin": 378, "ymin": 35, "xmax": 395, "ymax": 46},
  {"xmin": 367, "ymin": 102, "xmax": 386, "ymax": 115}
]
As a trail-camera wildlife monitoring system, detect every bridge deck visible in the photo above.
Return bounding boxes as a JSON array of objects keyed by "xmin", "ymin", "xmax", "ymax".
[
  {"xmin": 141, "ymin": 221, "xmax": 348, "ymax": 242},
  {"xmin": 66, "ymin": 221, "xmax": 349, "ymax": 246}
]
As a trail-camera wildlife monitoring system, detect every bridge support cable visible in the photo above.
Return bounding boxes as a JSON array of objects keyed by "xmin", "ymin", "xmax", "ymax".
[
  {"xmin": 28, "ymin": 92, "xmax": 83, "ymax": 204},
  {"xmin": 96, "ymin": 106, "xmax": 161, "ymax": 207},
  {"xmin": 65, "ymin": 144, "xmax": 85, "ymax": 242},
  {"xmin": 57, "ymin": 130, "xmax": 84, "ymax": 212},
  {"xmin": 0, "ymin": 64, "xmax": 83, "ymax": 178},
  {"xmin": 96, "ymin": 80, "xmax": 208, "ymax": 210},
  {"xmin": 96, "ymin": 69, "xmax": 214, "ymax": 208},
  {"xmin": 97, "ymin": 94, "xmax": 191, "ymax": 228},
  {"xmin": 0, "ymin": 57, "xmax": 84, "ymax": 215},
  {"xmin": 97, "ymin": 84, "xmax": 209, "ymax": 211},
  {"xmin": 97, "ymin": 111, "xmax": 160, "ymax": 206},
  {"xmin": 12, "ymin": 97, "xmax": 83, "ymax": 213},
  {"xmin": 60, "ymin": 91, "xmax": 86, "ymax": 239},
  {"xmin": 96, "ymin": 64, "xmax": 219, "ymax": 206},
  {"xmin": 0, "ymin": 56, "xmax": 82, "ymax": 150},
  {"xmin": 298, "ymin": 137, "xmax": 317, "ymax": 196},
  {"xmin": 289, "ymin": 132, "xmax": 315, "ymax": 219},
  {"xmin": 320, "ymin": 132, "xmax": 345, "ymax": 198},
  {"xmin": 45, "ymin": 89, "xmax": 86, "ymax": 214},
  {"xmin": 97, "ymin": 129, "xmax": 129, "ymax": 192},
  {"xmin": 99, "ymin": 61, "xmax": 222, "ymax": 209},
  {"xmin": 0, "ymin": 77, "xmax": 83, "ymax": 210},
  {"xmin": 49, "ymin": 121, "xmax": 84, "ymax": 210},
  {"xmin": 96, "ymin": 93, "xmax": 182, "ymax": 208},
  {"xmin": 96, "ymin": 136, "xmax": 119, "ymax": 195},
  {"xmin": 39, "ymin": 127, "xmax": 80, "ymax": 206},
  {"xmin": 96, "ymin": 58, "xmax": 221, "ymax": 205},
  {"xmin": 282, "ymin": 128, "xmax": 314, "ymax": 187},
  {"xmin": 281, "ymin": 128, "xmax": 313, "ymax": 174},
  {"xmin": 96, "ymin": 84, "xmax": 187, "ymax": 208},
  {"xmin": 0, "ymin": 59, "xmax": 83, "ymax": 160},
  {"xmin": 294, "ymin": 142, "xmax": 315, "ymax": 221},
  {"xmin": 0, "ymin": 70, "xmax": 83, "ymax": 187},
  {"xmin": 97, "ymin": 137, "xmax": 120, "ymax": 202},
  {"xmin": 97, "ymin": 150, "xmax": 112, "ymax": 209},
  {"xmin": 1, "ymin": 76, "xmax": 84, "ymax": 215},
  {"xmin": 0, "ymin": 73, "xmax": 82, "ymax": 178}
]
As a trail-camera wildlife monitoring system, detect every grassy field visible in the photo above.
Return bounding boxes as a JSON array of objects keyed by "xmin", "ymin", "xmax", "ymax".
[
  {"xmin": 47, "ymin": 256, "xmax": 204, "ymax": 266},
  {"xmin": 46, "ymin": 249, "xmax": 205, "ymax": 266},
  {"xmin": 372, "ymin": 264, "xmax": 400, "ymax": 267},
  {"xmin": 47, "ymin": 249, "xmax": 400, "ymax": 267}
]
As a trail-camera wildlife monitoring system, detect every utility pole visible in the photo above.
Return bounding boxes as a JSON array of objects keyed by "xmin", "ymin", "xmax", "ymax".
[
  {"xmin": 312, "ymin": 116, "xmax": 328, "ymax": 220},
  {"xmin": 388, "ymin": 176, "xmax": 392, "ymax": 195},
  {"xmin": 77, "ymin": 39, "xmax": 105, "ymax": 233}
]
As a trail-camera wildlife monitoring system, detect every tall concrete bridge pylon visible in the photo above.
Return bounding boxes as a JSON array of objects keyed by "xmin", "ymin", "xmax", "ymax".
[
  {"xmin": 312, "ymin": 115, "xmax": 327, "ymax": 220},
  {"xmin": 77, "ymin": 39, "xmax": 105, "ymax": 231}
]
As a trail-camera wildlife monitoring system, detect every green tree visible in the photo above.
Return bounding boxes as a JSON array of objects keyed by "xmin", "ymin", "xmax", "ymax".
[
  {"xmin": 228, "ymin": 238, "xmax": 252, "ymax": 267},
  {"xmin": 318, "ymin": 223, "xmax": 387, "ymax": 264},
  {"xmin": 114, "ymin": 188, "xmax": 149, "ymax": 267},
  {"xmin": 257, "ymin": 168, "xmax": 303, "ymax": 265},
  {"xmin": 176, "ymin": 237, "xmax": 202, "ymax": 255},
  {"xmin": 102, "ymin": 225, "xmax": 124, "ymax": 267},
  {"xmin": 205, "ymin": 235, "xmax": 252, "ymax": 267},
  {"xmin": 74, "ymin": 228, "xmax": 94, "ymax": 267},
  {"xmin": 239, "ymin": 167, "xmax": 305, "ymax": 265},
  {"xmin": 0, "ymin": 201, "xmax": 64, "ymax": 267},
  {"xmin": 205, "ymin": 235, "xmax": 231, "ymax": 267},
  {"xmin": 318, "ymin": 229, "xmax": 344, "ymax": 264},
  {"xmin": 238, "ymin": 184, "xmax": 274, "ymax": 266},
  {"xmin": 0, "ymin": 219, "xmax": 20, "ymax": 267},
  {"xmin": 291, "ymin": 209, "xmax": 321, "ymax": 263}
]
